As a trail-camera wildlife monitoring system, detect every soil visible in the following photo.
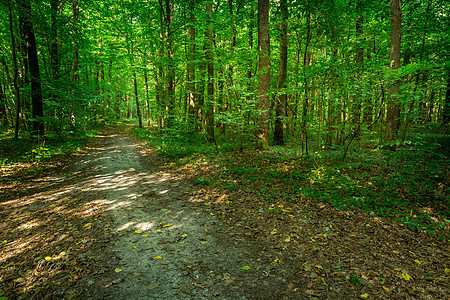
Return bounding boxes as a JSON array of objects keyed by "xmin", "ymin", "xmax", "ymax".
[{"xmin": 1, "ymin": 126, "xmax": 448, "ymax": 299}]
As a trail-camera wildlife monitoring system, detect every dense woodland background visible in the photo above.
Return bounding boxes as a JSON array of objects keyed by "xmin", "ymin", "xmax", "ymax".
[
  {"xmin": 0, "ymin": 0, "xmax": 449, "ymax": 221},
  {"xmin": 0, "ymin": 0, "xmax": 448, "ymax": 148}
]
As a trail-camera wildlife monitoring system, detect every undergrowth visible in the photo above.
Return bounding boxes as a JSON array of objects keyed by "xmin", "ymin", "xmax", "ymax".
[
  {"xmin": 0, "ymin": 128, "xmax": 95, "ymax": 178},
  {"xmin": 133, "ymin": 126, "xmax": 449, "ymax": 237}
]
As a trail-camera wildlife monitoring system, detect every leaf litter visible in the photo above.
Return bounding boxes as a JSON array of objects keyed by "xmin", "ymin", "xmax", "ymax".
[{"xmin": 0, "ymin": 126, "xmax": 448, "ymax": 299}]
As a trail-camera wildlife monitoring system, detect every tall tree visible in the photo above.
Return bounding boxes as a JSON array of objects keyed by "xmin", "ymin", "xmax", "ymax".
[
  {"xmin": 71, "ymin": 0, "xmax": 80, "ymax": 127},
  {"xmin": 385, "ymin": 0, "xmax": 402, "ymax": 143},
  {"xmin": 205, "ymin": 1, "xmax": 215, "ymax": 143},
  {"xmin": 9, "ymin": 4, "xmax": 20, "ymax": 138},
  {"xmin": 187, "ymin": 2, "xmax": 196, "ymax": 130},
  {"xmin": 20, "ymin": 0, "xmax": 44, "ymax": 137},
  {"xmin": 274, "ymin": 0, "xmax": 288, "ymax": 145},
  {"xmin": 256, "ymin": 0, "xmax": 270, "ymax": 149}
]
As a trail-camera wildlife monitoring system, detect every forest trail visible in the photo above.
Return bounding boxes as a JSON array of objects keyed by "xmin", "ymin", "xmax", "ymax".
[
  {"xmin": 78, "ymin": 127, "xmax": 277, "ymax": 299},
  {"xmin": 1, "ymin": 127, "xmax": 295, "ymax": 299},
  {"xmin": 1, "ymin": 126, "xmax": 448, "ymax": 300}
]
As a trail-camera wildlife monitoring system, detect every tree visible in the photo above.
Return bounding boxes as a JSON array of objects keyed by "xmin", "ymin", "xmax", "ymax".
[
  {"xmin": 187, "ymin": 1, "xmax": 196, "ymax": 130},
  {"xmin": 256, "ymin": 0, "xmax": 270, "ymax": 149},
  {"xmin": 385, "ymin": 0, "xmax": 402, "ymax": 143},
  {"xmin": 205, "ymin": 1, "xmax": 215, "ymax": 143},
  {"xmin": 274, "ymin": 0, "xmax": 288, "ymax": 145},
  {"xmin": 19, "ymin": 0, "xmax": 44, "ymax": 137}
]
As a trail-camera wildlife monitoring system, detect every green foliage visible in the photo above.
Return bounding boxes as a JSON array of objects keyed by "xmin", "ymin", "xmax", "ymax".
[{"xmin": 349, "ymin": 273, "xmax": 361, "ymax": 286}]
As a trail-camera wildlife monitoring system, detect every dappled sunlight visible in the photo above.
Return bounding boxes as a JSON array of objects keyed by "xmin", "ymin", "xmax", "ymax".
[
  {"xmin": 0, "ymin": 131, "xmax": 192, "ymax": 298},
  {"xmin": 116, "ymin": 221, "xmax": 136, "ymax": 232},
  {"xmin": 134, "ymin": 221, "xmax": 155, "ymax": 231}
]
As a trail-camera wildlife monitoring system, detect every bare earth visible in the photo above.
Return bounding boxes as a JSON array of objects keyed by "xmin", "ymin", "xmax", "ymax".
[
  {"xmin": 1, "ymin": 127, "xmax": 448, "ymax": 299},
  {"xmin": 1, "ymin": 128, "xmax": 294, "ymax": 299}
]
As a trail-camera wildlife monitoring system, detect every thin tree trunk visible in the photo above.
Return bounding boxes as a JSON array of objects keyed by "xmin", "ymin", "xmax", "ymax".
[
  {"xmin": 205, "ymin": 2, "xmax": 215, "ymax": 143},
  {"xmin": 187, "ymin": 6, "xmax": 196, "ymax": 130},
  {"xmin": 144, "ymin": 68, "xmax": 150, "ymax": 125},
  {"xmin": 162, "ymin": 0, "xmax": 175, "ymax": 128},
  {"xmin": 9, "ymin": 5, "xmax": 20, "ymax": 138},
  {"xmin": 385, "ymin": 0, "xmax": 402, "ymax": 143},
  {"xmin": 302, "ymin": 8, "xmax": 311, "ymax": 155},
  {"xmin": 256, "ymin": 0, "xmax": 270, "ymax": 149},
  {"xmin": 274, "ymin": 0, "xmax": 288, "ymax": 145},
  {"xmin": 443, "ymin": 61, "xmax": 450, "ymax": 124},
  {"xmin": 71, "ymin": 0, "xmax": 80, "ymax": 127}
]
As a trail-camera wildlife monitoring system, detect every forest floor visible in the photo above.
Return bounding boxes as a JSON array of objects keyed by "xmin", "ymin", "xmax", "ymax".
[{"xmin": 0, "ymin": 126, "xmax": 448, "ymax": 299}]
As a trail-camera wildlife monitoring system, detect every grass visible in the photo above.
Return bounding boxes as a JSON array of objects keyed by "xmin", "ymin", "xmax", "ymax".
[{"xmin": 134, "ymin": 126, "xmax": 449, "ymax": 237}]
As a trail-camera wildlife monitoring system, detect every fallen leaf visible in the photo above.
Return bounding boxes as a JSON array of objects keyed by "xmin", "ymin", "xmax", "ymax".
[
  {"xmin": 401, "ymin": 273, "xmax": 413, "ymax": 281},
  {"xmin": 271, "ymin": 229, "xmax": 277, "ymax": 235},
  {"xmin": 142, "ymin": 234, "xmax": 149, "ymax": 237},
  {"xmin": 115, "ymin": 268, "xmax": 122, "ymax": 273},
  {"xmin": 130, "ymin": 246, "xmax": 137, "ymax": 249},
  {"xmin": 135, "ymin": 230, "xmax": 142, "ymax": 234},
  {"xmin": 200, "ymin": 241, "xmax": 208, "ymax": 244},
  {"xmin": 315, "ymin": 265, "xmax": 323, "ymax": 270},
  {"xmin": 414, "ymin": 259, "xmax": 421, "ymax": 266},
  {"xmin": 148, "ymin": 282, "xmax": 159, "ymax": 290},
  {"xmin": 154, "ymin": 256, "xmax": 163, "ymax": 259},
  {"xmin": 241, "ymin": 266, "xmax": 251, "ymax": 270},
  {"xmin": 163, "ymin": 224, "xmax": 172, "ymax": 228},
  {"xmin": 360, "ymin": 293, "xmax": 369, "ymax": 299},
  {"xmin": 305, "ymin": 290, "xmax": 321, "ymax": 297},
  {"xmin": 393, "ymin": 251, "xmax": 399, "ymax": 254},
  {"xmin": 84, "ymin": 223, "xmax": 93, "ymax": 227},
  {"xmin": 445, "ymin": 268, "xmax": 450, "ymax": 274},
  {"xmin": 285, "ymin": 236, "xmax": 291, "ymax": 242},
  {"xmin": 45, "ymin": 257, "xmax": 52, "ymax": 261}
]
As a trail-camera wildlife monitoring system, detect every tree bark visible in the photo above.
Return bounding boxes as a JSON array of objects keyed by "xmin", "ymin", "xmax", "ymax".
[
  {"xmin": 302, "ymin": 8, "xmax": 311, "ymax": 155},
  {"xmin": 71, "ymin": 0, "xmax": 80, "ymax": 127},
  {"xmin": 9, "ymin": 5, "xmax": 21, "ymax": 138},
  {"xmin": 385, "ymin": 0, "xmax": 402, "ymax": 143},
  {"xmin": 442, "ymin": 60, "xmax": 450, "ymax": 124},
  {"xmin": 162, "ymin": 0, "xmax": 175, "ymax": 128},
  {"xmin": 256, "ymin": 0, "xmax": 270, "ymax": 149},
  {"xmin": 205, "ymin": 2, "xmax": 215, "ymax": 143},
  {"xmin": 20, "ymin": 0, "xmax": 44, "ymax": 137},
  {"xmin": 187, "ymin": 5, "xmax": 196, "ymax": 130},
  {"xmin": 274, "ymin": 0, "xmax": 288, "ymax": 145}
]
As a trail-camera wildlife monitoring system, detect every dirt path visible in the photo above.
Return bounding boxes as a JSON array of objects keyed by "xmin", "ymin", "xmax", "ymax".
[
  {"xmin": 80, "ymin": 129, "xmax": 277, "ymax": 299},
  {"xmin": 0, "ymin": 128, "xmax": 295, "ymax": 299}
]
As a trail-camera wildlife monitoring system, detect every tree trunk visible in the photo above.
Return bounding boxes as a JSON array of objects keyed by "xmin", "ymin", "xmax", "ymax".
[
  {"xmin": 163, "ymin": 0, "xmax": 175, "ymax": 128},
  {"xmin": 71, "ymin": 0, "xmax": 80, "ymax": 127},
  {"xmin": 133, "ymin": 70, "xmax": 142, "ymax": 128},
  {"xmin": 302, "ymin": 8, "xmax": 311, "ymax": 155},
  {"xmin": 273, "ymin": 0, "xmax": 288, "ymax": 145},
  {"xmin": 442, "ymin": 60, "xmax": 450, "ymax": 124},
  {"xmin": 205, "ymin": 2, "xmax": 215, "ymax": 143},
  {"xmin": 9, "ymin": 5, "xmax": 21, "ymax": 138},
  {"xmin": 256, "ymin": 0, "xmax": 270, "ymax": 149},
  {"xmin": 144, "ymin": 68, "xmax": 150, "ymax": 125},
  {"xmin": 20, "ymin": 0, "xmax": 44, "ymax": 137},
  {"xmin": 385, "ymin": 0, "xmax": 402, "ymax": 143},
  {"xmin": 351, "ymin": 2, "xmax": 364, "ymax": 129},
  {"xmin": 187, "ymin": 6, "xmax": 196, "ymax": 130}
]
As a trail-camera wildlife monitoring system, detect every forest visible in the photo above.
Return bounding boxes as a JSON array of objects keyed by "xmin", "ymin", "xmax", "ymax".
[{"xmin": 0, "ymin": 0, "xmax": 449, "ymax": 299}]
